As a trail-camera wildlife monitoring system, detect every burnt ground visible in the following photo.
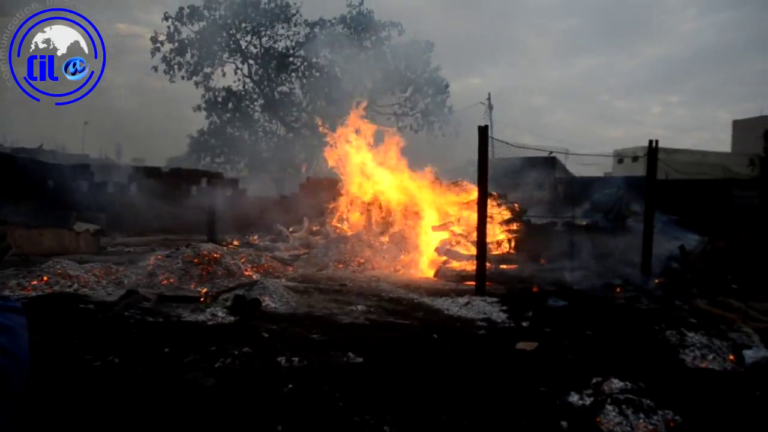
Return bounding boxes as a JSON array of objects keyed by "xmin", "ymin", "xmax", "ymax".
[{"xmin": 11, "ymin": 281, "xmax": 768, "ymax": 432}]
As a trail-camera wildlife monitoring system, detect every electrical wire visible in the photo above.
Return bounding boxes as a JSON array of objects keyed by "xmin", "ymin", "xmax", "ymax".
[
  {"xmin": 456, "ymin": 101, "xmax": 484, "ymax": 112},
  {"xmin": 490, "ymin": 135, "xmax": 644, "ymax": 159}
]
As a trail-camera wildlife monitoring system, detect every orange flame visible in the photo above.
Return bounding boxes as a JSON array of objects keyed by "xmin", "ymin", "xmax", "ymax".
[{"xmin": 320, "ymin": 104, "xmax": 516, "ymax": 277}]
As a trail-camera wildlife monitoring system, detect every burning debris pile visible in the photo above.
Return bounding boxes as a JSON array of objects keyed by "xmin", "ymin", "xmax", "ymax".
[
  {"xmin": 224, "ymin": 104, "xmax": 522, "ymax": 281},
  {"xmin": 145, "ymin": 243, "xmax": 289, "ymax": 291},
  {"xmin": 568, "ymin": 378, "xmax": 682, "ymax": 432},
  {"xmin": 319, "ymin": 105, "xmax": 518, "ymax": 278}
]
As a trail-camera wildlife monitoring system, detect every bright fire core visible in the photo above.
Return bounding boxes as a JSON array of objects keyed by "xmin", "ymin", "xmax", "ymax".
[{"xmin": 320, "ymin": 104, "xmax": 516, "ymax": 277}]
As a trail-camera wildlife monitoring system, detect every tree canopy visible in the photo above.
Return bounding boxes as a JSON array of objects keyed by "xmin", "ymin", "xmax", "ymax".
[{"xmin": 150, "ymin": 0, "xmax": 452, "ymax": 178}]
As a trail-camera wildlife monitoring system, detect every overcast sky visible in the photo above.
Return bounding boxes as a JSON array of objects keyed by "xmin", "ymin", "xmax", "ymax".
[{"xmin": 1, "ymin": 0, "xmax": 766, "ymax": 175}]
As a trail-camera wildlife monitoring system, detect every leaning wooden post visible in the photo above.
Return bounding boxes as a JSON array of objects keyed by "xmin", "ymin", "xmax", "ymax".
[
  {"xmin": 476, "ymin": 125, "xmax": 490, "ymax": 295},
  {"xmin": 641, "ymin": 139, "xmax": 659, "ymax": 276}
]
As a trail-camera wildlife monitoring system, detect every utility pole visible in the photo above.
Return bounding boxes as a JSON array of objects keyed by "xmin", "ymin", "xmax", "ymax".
[
  {"xmin": 476, "ymin": 125, "xmax": 490, "ymax": 295},
  {"xmin": 81, "ymin": 120, "xmax": 89, "ymax": 154},
  {"xmin": 487, "ymin": 93, "xmax": 495, "ymax": 159},
  {"xmin": 641, "ymin": 139, "xmax": 659, "ymax": 277}
]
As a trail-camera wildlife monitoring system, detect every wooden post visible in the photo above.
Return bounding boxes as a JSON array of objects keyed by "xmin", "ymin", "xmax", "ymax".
[
  {"xmin": 760, "ymin": 136, "xmax": 766, "ymax": 273},
  {"xmin": 476, "ymin": 125, "xmax": 490, "ymax": 295},
  {"xmin": 641, "ymin": 139, "xmax": 659, "ymax": 276}
]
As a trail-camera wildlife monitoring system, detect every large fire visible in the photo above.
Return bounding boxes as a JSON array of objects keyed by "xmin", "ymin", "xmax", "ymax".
[{"xmin": 320, "ymin": 104, "xmax": 517, "ymax": 277}]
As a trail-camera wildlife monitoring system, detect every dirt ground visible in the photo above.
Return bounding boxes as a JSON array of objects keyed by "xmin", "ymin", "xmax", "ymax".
[{"xmin": 10, "ymin": 273, "xmax": 768, "ymax": 432}]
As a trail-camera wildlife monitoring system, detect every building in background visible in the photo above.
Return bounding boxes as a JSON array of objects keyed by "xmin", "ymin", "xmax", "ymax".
[
  {"xmin": 608, "ymin": 146, "xmax": 759, "ymax": 179},
  {"xmin": 489, "ymin": 156, "xmax": 574, "ymax": 211},
  {"xmin": 0, "ymin": 143, "xmax": 114, "ymax": 166},
  {"xmin": 732, "ymin": 115, "xmax": 768, "ymax": 154}
]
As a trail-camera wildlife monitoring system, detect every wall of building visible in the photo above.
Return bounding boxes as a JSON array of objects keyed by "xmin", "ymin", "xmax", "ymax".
[
  {"xmin": 610, "ymin": 146, "xmax": 760, "ymax": 179},
  {"xmin": 732, "ymin": 115, "xmax": 768, "ymax": 154}
]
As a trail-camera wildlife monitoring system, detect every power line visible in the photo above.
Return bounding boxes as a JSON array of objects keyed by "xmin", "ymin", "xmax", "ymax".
[
  {"xmin": 491, "ymin": 135, "xmax": 642, "ymax": 159},
  {"xmin": 504, "ymin": 122, "xmax": 590, "ymax": 150},
  {"xmin": 456, "ymin": 101, "xmax": 484, "ymax": 112}
]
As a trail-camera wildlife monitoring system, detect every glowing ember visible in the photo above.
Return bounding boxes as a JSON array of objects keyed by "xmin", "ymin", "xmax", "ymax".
[{"xmin": 320, "ymin": 104, "xmax": 517, "ymax": 277}]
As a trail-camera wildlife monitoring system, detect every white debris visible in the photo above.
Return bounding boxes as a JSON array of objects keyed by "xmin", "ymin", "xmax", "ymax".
[
  {"xmin": 180, "ymin": 306, "xmax": 235, "ymax": 324},
  {"xmin": 666, "ymin": 329, "xmax": 738, "ymax": 371},
  {"xmin": 415, "ymin": 295, "xmax": 509, "ymax": 323},
  {"xmin": 567, "ymin": 391, "xmax": 594, "ymax": 407},
  {"xmin": 515, "ymin": 341, "xmax": 539, "ymax": 351},
  {"xmin": 743, "ymin": 347, "xmax": 768, "ymax": 367},
  {"xmin": 600, "ymin": 378, "xmax": 634, "ymax": 394},
  {"xmin": 568, "ymin": 378, "xmax": 681, "ymax": 432},
  {"xmin": 277, "ymin": 357, "xmax": 306, "ymax": 367},
  {"xmin": 596, "ymin": 395, "xmax": 679, "ymax": 432},
  {"xmin": 345, "ymin": 352, "xmax": 364, "ymax": 363}
]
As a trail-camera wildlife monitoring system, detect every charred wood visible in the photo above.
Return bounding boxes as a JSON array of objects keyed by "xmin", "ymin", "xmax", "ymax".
[
  {"xmin": 435, "ymin": 245, "xmax": 518, "ymax": 265},
  {"xmin": 434, "ymin": 267, "xmax": 529, "ymax": 285}
]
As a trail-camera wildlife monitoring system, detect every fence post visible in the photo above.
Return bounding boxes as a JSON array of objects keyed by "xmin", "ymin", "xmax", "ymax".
[
  {"xmin": 476, "ymin": 125, "xmax": 490, "ymax": 295},
  {"xmin": 641, "ymin": 139, "xmax": 659, "ymax": 276},
  {"xmin": 761, "ymin": 139, "xmax": 766, "ymax": 277}
]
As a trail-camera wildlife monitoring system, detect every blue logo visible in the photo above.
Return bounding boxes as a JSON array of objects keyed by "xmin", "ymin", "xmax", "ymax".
[
  {"xmin": 62, "ymin": 57, "xmax": 89, "ymax": 81},
  {"xmin": 7, "ymin": 8, "xmax": 106, "ymax": 106}
]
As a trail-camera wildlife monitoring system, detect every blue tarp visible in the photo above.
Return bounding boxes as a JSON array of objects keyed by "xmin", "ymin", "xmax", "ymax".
[{"xmin": 0, "ymin": 296, "xmax": 30, "ymax": 428}]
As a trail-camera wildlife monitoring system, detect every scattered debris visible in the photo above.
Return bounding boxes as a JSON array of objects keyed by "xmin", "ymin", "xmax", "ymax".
[
  {"xmin": 180, "ymin": 306, "xmax": 235, "ymax": 325},
  {"xmin": 547, "ymin": 297, "xmax": 568, "ymax": 308},
  {"xmin": 277, "ymin": 357, "xmax": 306, "ymax": 367},
  {"xmin": 345, "ymin": 353, "xmax": 364, "ymax": 363},
  {"xmin": 515, "ymin": 341, "xmax": 539, "ymax": 351},
  {"xmin": 743, "ymin": 347, "xmax": 768, "ymax": 367},
  {"xmin": 412, "ymin": 295, "xmax": 509, "ymax": 323},
  {"xmin": 665, "ymin": 329, "xmax": 746, "ymax": 371},
  {"xmin": 568, "ymin": 377, "xmax": 681, "ymax": 432}
]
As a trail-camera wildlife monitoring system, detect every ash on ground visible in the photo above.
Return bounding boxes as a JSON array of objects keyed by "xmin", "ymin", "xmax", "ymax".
[
  {"xmin": 664, "ymin": 328, "xmax": 766, "ymax": 371},
  {"xmin": 0, "ymin": 259, "xmax": 129, "ymax": 300},
  {"xmin": 568, "ymin": 378, "xmax": 681, "ymax": 432},
  {"xmin": 180, "ymin": 306, "xmax": 236, "ymax": 324},
  {"xmin": 409, "ymin": 294, "xmax": 509, "ymax": 324},
  {"xmin": 0, "ymin": 243, "xmax": 291, "ymax": 300}
]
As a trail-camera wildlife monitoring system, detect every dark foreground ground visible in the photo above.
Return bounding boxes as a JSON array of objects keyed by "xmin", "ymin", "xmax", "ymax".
[{"xmin": 12, "ymin": 282, "xmax": 768, "ymax": 432}]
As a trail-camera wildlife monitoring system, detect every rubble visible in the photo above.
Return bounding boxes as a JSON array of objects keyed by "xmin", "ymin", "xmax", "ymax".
[
  {"xmin": 665, "ymin": 329, "xmax": 745, "ymax": 371},
  {"xmin": 0, "ymin": 259, "xmax": 128, "ymax": 300},
  {"xmin": 0, "ymin": 243, "xmax": 296, "ymax": 319},
  {"xmin": 180, "ymin": 306, "xmax": 235, "ymax": 324},
  {"xmin": 567, "ymin": 377, "xmax": 681, "ymax": 432},
  {"xmin": 515, "ymin": 341, "xmax": 539, "ymax": 351}
]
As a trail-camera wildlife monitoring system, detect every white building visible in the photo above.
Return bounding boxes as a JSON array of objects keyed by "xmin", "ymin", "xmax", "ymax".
[
  {"xmin": 732, "ymin": 115, "xmax": 768, "ymax": 154},
  {"xmin": 609, "ymin": 146, "xmax": 760, "ymax": 179}
]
